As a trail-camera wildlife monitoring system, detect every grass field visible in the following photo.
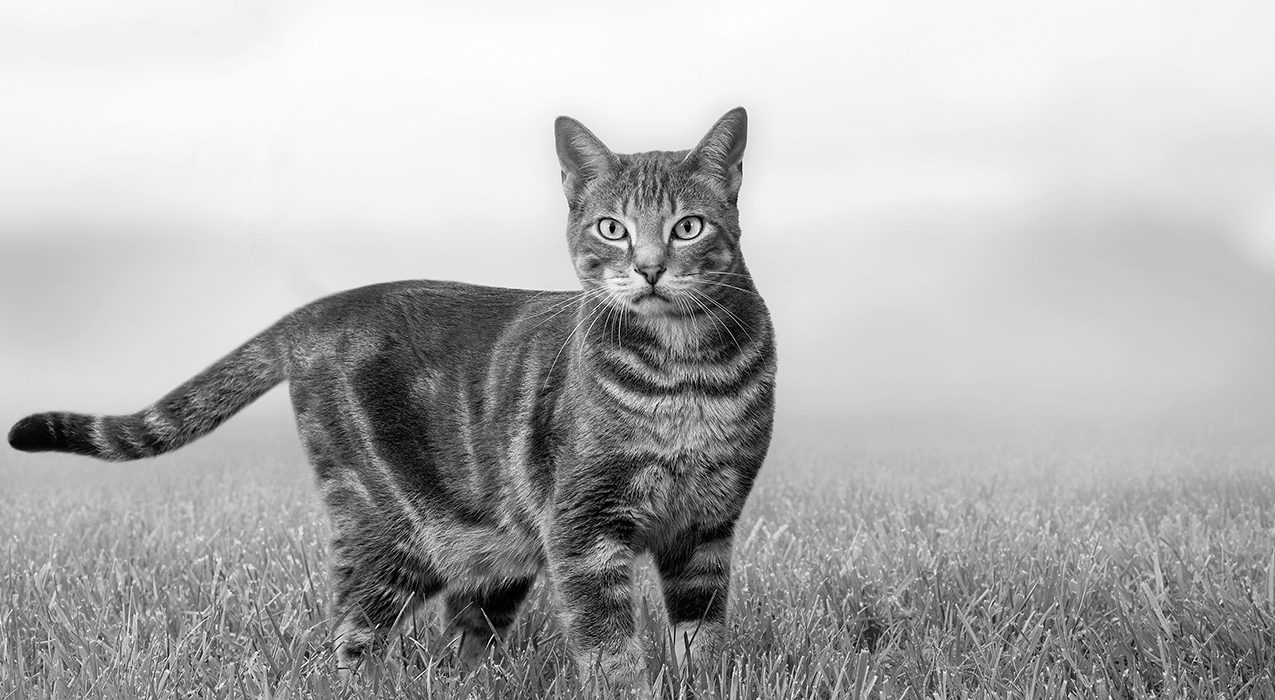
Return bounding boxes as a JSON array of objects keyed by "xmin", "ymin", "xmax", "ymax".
[{"xmin": 3, "ymin": 409, "xmax": 1275, "ymax": 699}]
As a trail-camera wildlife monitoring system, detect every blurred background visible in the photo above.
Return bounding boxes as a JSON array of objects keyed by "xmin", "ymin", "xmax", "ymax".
[{"xmin": 2, "ymin": 0, "xmax": 1274, "ymax": 434}]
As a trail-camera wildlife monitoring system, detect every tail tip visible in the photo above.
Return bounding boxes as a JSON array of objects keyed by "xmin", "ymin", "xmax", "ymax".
[{"xmin": 8, "ymin": 414, "xmax": 57, "ymax": 452}]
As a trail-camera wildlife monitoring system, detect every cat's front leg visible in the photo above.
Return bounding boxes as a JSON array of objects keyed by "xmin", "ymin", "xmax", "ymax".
[
  {"xmin": 653, "ymin": 522, "xmax": 735, "ymax": 674},
  {"xmin": 547, "ymin": 522, "xmax": 651, "ymax": 698}
]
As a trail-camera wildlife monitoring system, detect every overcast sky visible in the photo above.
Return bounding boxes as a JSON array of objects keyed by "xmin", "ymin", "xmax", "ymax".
[{"xmin": 2, "ymin": 0, "xmax": 1274, "ymax": 424}]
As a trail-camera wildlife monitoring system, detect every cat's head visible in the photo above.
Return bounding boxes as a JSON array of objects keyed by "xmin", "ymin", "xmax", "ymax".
[{"xmin": 555, "ymin": 108, "xmax": 749, "ymax": 318}]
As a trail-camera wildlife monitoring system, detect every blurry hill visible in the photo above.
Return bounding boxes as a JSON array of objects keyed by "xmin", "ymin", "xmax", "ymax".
[
  {"xmin": 0, "ymin": 224, "xmax": 295, "ymax": 410},
  {"xmin": 767, "ymin": 197, "xmax": 1275, "ymax": 422}
]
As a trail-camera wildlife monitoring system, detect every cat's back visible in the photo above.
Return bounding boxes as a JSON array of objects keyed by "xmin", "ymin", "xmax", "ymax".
[{"xmin": 287, "ymin": 280, "xmax": 573, "ymax": 351}]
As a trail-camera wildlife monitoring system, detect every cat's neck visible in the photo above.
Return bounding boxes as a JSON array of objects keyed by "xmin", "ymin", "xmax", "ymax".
[{"xmin": 576, "ymin": 286, "xmax": 766, "ymax": 366}]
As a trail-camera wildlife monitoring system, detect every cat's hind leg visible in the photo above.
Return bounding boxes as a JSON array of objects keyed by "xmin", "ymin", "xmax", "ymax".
[
  {"xmin": 443, "ymin": 576, "xmax": 536, "ymax": 662},
  {"xmin": 330, "ymin": 536, "xmax": 447, "ymax": 673},
  {"xmin": 290, "ymin": 378, "xmax": 447, "ymax": 671}
]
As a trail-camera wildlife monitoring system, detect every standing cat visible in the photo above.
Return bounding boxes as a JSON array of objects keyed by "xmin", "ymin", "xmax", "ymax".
[{"xmin": 9, "ymin": 108, "xmax": 776, "ymax": 695}]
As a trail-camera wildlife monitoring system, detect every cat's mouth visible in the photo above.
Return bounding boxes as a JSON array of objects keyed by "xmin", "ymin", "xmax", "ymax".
[
  {"xmin": 602, "ymin": 280, "xmax": 677, "ymax": 315},
  {"xmin": 630, "ymin": 288, "xmax": 674, "ymax": 313}
]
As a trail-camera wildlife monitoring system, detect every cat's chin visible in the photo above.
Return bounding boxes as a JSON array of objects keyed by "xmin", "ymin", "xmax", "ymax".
[{"xmin": 626, "ymin": 292, "xmax": 679, "ymax": 317}]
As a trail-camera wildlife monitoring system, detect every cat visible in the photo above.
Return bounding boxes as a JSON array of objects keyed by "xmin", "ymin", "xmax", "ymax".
[{"xmin": 8, "ymin": 108, "xmax": 776, "ymax": 696}]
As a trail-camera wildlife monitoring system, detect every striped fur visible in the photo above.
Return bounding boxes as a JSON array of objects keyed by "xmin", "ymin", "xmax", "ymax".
[{"xmin": 8, "ymin": 108, "xmax": 775, "ymax": 696}]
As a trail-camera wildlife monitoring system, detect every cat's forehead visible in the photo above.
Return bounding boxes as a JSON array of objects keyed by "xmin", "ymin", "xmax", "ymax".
[
  {"xmin": 614, "ymin": 150, "xmax": 688, "ymax": 185},
  {"xmin": 600, "ymin": 149, "xmax": 710, "ymax": 214}
]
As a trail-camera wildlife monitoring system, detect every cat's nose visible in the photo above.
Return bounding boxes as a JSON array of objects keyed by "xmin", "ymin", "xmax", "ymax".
[{"xmin": 636, "ymin": 265, "xmax": 666, "ymax": 286}]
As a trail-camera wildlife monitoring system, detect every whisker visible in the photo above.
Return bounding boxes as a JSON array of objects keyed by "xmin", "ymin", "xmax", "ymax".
[
  {"xmin": 578, "ymin": 297, "xmax": 611, "ymax": 362},
  {"xmin": 677, "ymin": 296, "xmax": 696, "ymax": 326},
  {"xmin": 542, "ymin": 293, "xmax": 607, "ymax": 390},
  {"xmin": 687, "ymin": 291, "xmax": 744, "ymax": 355},
  {"xmin": 533, "ymin": 285, "xmax": 609, "ymax": 315},
  {"xmin": 689, "ymin": 279, "xmax": 765, "ymax": 299},
  {"xmin": 610, "ymin": 303, "xmax": 626, "ymax": 350},
  {"xmin": 617, "ymin": 298, "xmax": 628, "ymax": 351},
  {"xmin": 526, "ymin": 287, "xmax": 609, "ymax": 332},
  {"xmin": 523, "ymin": 294, "xmax": 582, "ymax": 325},
  {"xmin": 699, "ymin": 270, "xmax": 755, "ymax": 280},
  {"xmin": 692, "ymin": 289, "xmax": 755, "ymax": 346},
  {"xmin": 522, "ymin": 289, "xmax": 582, "ymax": 317}
]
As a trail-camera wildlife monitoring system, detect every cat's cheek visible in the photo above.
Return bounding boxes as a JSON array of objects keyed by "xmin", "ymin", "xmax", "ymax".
[
  {"xmin": 574, "ymin": 254, "xmax": 603, "ymax": 278},
  {"xmin": 706, "ymin": 242, "xmax": 734, "ymax": 270}
]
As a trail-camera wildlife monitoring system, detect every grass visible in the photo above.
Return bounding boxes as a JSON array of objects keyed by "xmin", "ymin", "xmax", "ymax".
[{"xmin": 3, "ymin": 410, "xmax": 1275, "ymax": 698}]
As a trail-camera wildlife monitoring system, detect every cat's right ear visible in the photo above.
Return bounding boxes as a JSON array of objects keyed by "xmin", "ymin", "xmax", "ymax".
[{"xmin": 555, "ymin": 116, "xmax": 618, "ymax": 202}]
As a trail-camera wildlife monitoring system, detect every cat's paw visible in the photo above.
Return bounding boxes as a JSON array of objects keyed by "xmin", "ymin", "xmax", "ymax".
[
  {"xmin": 454, "ymin": 630, "xmax": 497, "ymax": 665},
  {"xmin": 575, "ymin": 640, "xmax": 653, "ymax": 698}
]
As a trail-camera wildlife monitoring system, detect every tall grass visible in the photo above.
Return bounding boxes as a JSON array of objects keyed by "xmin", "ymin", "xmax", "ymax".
[{"xmin": 2, "ymin": 414, "xmax": 1273, "ymax": 698}]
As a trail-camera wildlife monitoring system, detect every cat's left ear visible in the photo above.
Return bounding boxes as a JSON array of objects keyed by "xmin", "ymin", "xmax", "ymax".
[
  {"xmin": 685, "ymin": 107, "xmax": 747, "ymax": 200},
  {"xmin": 555, "ymin": 116, "xmax": 619, "ymax": 202}
]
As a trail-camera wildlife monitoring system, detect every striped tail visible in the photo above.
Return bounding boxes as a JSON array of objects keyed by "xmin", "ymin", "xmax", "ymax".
[{"xmin": 7, "ymin": 325, "xmax": 288, "ymax": 462}]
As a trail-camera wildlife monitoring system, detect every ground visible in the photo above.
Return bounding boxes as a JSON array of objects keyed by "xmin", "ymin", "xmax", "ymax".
[{"xmin": 2, "ymin": 409, "xmax": 1274, "ymax": 699}]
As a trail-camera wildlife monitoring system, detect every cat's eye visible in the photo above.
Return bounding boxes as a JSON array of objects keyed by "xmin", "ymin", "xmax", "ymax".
[
  {"xmin": 671, "ymin": 216, "xmax": 704, "ymax": 241},
  {"xmin": 596, "ymin": 218, "xmax": 628, "ymax": 241}
]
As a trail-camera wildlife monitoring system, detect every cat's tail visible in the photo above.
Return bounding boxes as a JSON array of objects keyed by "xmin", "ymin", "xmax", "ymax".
[{"xmin": 7, "ymin": 323, "xmax": 289, "ymax": 461}]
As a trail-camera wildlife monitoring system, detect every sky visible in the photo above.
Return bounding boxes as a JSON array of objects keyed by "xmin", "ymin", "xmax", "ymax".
[{"xmin": 2, "ymin": 0, "xmax": 1274, "ymax": 427}]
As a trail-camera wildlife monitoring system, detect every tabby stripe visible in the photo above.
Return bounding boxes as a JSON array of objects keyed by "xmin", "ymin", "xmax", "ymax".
[
  {"xmin": 620, "ymin": 429, "xmax": 764, "ymax": 462},
  {"xmin": 142, "ymin": 408, "xmax": 179, "ymax": 443},
  {"xmin": 9, "ymin": 328, "xmax": 286, "ymax": 461},
  {"xmin": 593, "ymin": 369, "xmax": 768, "ymax": 415},
  {"xmin": 686, "ymin": 537, "xmax": 734, "ymax": 571},
  {"xmin": 597, "ymin": 355, "xmax": 763, "ymax": 397},
  {"xmin": 664, "ymin": 570, "xmax": 729, "ymax": 591},
  {"xmin": 594, "ymin": 338, "xmax": 772, "ymax": 394},
  {"xmin": 613, "ymin": 314, "xmax": 770, "ymax": 363},
  {"xmin": 557, "ymin": 565, "xmax": 633, "ymax": 606},
  {"xmin": 504, "ymin": 352, "xmax": 555, "ymax": 526},
  {"xmin": 341, "ymin": 373, "xmax": 431, "ymax": 537},
  {"xmin": 662, "ymin": 581, "xmax": 728, "ymax": 623},
  {"xmin": 321, "ymin": 469, "xmax": 375, "ymax": 510},
  {"xmin": 86, "ymin": 415, "xmax": 149, "ymax": 460},
  {"xmin": 600, "ymin": 405, "xmax": 773, "ymax": 459},
  {"xmin": 595, "ymin": 383, "xmax": 742, "ymax": 423},
  {"xmin": 88, "ymin": 418, "xmax": 110, "ymax": 456},
  {"xmin": 456, "ymin": 382, "xmax": 480, "ymax": 472}
]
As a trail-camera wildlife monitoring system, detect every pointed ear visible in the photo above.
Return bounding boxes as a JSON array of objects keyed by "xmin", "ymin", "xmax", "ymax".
[
  {"xmin": 684, "ymin": 107, "xmax": 747, "ymax": 199},
  {"xmin": 555, "ymin": 116, "xmax": 618, "ymax": 202}
]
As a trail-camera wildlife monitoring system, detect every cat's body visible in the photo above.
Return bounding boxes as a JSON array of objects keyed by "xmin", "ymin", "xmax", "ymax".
[{"xmin": 9, "ymin": 109, "xmax": 775, "ymax": 695}]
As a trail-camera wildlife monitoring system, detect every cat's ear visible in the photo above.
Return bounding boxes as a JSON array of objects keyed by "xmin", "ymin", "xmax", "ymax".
[
  {"xmin": 685, "ymin": 107, "xmax": 748, "ymax": 200},
  {"xmin": 555, "ymin": 116, "xmax": 618, "ymax": 202}
]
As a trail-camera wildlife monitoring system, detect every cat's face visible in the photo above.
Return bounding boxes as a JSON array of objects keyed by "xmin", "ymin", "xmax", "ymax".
[{"xmin": 556, "ymin": 109, "xmax": 748, "ymax": 318}]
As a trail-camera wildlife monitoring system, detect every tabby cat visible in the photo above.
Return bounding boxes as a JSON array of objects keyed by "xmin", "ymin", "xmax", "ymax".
[{"xmin": 8, "ymin": 108, "xmax": 776, "ymax": 695}]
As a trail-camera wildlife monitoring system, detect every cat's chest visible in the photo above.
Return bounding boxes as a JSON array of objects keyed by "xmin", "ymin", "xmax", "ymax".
[
  {"xmin": 600, "ymin": 382, "xmax": 756, "ymax": 458},
  {"xmin": 612, "ymin": 393, "xmax": 756, "ymax": 528},
  {"xmin": 577, "ymin": 349, "xmax": 773, "ymax": 529},
  {"xmin": 625, "ymin": 456, "xmax": 742, "ymax": 535}
]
